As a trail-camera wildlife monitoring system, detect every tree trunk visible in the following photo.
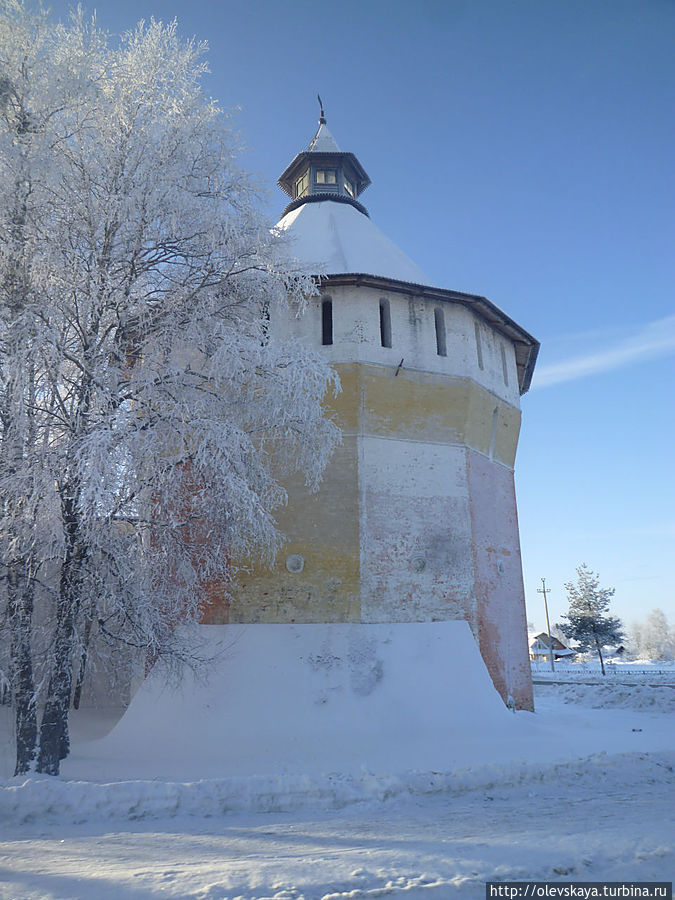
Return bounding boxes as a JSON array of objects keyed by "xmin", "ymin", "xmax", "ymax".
[
  {"xmin": 36, "ymin": 591, "xmax": 76, "ymax": 774},
  {"xmin": 36, "ymin": 497, "xmax": 82, "ymax": 775},
  {"xmin": 72, "ymin": 606, "xmax": 95, "ymax": 710},
  {"xmin": 595, "ymin": 635, "xmax": 606, "ymax": 676},
  {"xmin": 2, "ymin": 156, "xmax": 39, "ymax": 775},
  {"xmin": 8, "ymin": 565, "xmax": 38, "ymax": 776}
]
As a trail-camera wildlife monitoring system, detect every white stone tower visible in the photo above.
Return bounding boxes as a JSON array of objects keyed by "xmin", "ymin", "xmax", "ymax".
[{"xmin": 208, "ymin": 109, "xmax": 539, "ymax": 710}]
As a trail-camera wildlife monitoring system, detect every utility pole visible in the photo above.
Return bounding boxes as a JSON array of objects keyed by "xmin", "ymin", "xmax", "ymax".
[{"xmin": 537, "ymin": 578, "xmax": 555, "ymax": 672}]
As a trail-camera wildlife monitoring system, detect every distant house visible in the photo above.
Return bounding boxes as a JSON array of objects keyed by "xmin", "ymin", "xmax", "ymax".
[{"xmin": 528, "ymin": 633, "xmax": 576, "ymax": 661}]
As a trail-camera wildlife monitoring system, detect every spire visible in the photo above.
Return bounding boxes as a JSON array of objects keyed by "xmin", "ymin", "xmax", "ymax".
[
  {"xmin": 308, "ymin": 95, "xmax": 341, "ymax": 152},
  {"xmin": 277, "ymin": 102, "xmax": 371, "ymax": 218}
]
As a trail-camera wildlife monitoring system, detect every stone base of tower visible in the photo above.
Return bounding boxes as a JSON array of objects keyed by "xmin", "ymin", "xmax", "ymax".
[{"xmin": 65, "ymin": 621, "xmax": 525, "ymax": 780}]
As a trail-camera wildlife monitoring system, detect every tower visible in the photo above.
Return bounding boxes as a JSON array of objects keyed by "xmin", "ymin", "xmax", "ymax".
[{"xmin": 208, "ymin": 110, "xmax": 539, "ymax": 711}]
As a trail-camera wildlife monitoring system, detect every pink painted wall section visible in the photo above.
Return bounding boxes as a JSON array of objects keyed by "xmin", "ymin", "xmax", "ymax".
[{"xmin": 466, "ymin": 449, "xmax": 534, "ymax": 710}]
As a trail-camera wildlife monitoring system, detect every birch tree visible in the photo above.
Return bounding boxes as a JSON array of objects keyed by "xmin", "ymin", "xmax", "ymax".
[
  {"xmin": 630, "ymin": 609, "xmax": 675, "ymax": 661},
  {"xmin": 0, "ymin": 3, "xmax": 339, "ymax": 775},
  {"xmin": 0, "ymin": 0, "xmax": 67, "ymax": 775}
]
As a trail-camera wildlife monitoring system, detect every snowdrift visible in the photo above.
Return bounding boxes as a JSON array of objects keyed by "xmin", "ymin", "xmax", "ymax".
[
  {"xmin": 62, "ymin": 622, "xmax": 520, "ymax": 780},
  {"xmin": 535, "ymin": 681, "xmax": 675, "ymax": 713},
  {"xmin": 6, "ymin": 751, "xmax": 674, "ymax": 827}
]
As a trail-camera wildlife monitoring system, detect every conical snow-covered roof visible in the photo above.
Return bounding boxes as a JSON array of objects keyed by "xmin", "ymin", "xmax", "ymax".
[
  {"xmin": 308, "ymin": 123, "xmax": 340, "ymax": 153},
  {"xmin": 276, "ymin": 200, "xmax": 431, "ymax": 286},
  {"xmin": 277, "ymin": 108, "xmax": 431, "ymax": 285}
]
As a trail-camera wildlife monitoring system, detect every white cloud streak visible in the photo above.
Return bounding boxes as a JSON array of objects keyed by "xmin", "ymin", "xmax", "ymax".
[{"xmin": 532, "ymin": 314, "xmax": 675, "ymax": 389}]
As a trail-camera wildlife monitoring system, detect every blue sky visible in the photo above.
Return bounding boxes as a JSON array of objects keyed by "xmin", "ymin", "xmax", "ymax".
[{"xmin": 45, "ymin": 0, "xmax": 674, "ymax": 635}]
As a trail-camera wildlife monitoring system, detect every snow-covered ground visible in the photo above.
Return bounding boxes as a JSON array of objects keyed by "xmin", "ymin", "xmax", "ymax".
[
  {"xmin": 1, "ymin": 749, "xmax": 673, "ymax": 900},
  {"xmin": 535, "ymin": 680, "xmax": 675, "ymax": 712},
  {"xmin": 531, "ymin": 658, "xmax": 675, "ymax": 683},
  {"xmin": 1, "ymin": 627, "xmax": 673, "ymax": 899}
]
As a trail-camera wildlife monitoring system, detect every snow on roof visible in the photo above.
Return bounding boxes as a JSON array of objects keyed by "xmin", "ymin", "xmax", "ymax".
[
  {"xmin": 276, "ymin": 200, "xmax": 432, "ymax": 286},
  {"xmin": 308, "ymin": 123, "xmax": 340, "ymax": 152}
]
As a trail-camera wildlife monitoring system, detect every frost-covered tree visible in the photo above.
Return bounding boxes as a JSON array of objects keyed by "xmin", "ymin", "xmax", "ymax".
[
  {"xmin": 557, "ymin": 564, "xmax": 624, "ymax": 675},
  {"xmin": 630, "ymin": 609, "xmax": 675, "ymax": 661},
  {"xmin": 0, "ymin": 0, "xmax": 64, "ymax": 777},
  {"xmin": 0, "ymin": 3, "xmax": 339, "ymax": 775},
  {"xmin": 548, "ymin": 623, "xmax": 568, "ymax": 644}
]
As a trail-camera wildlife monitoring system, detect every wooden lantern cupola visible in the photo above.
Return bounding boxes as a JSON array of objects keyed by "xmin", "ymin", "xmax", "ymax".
[{"xmin": 278, "ymin": 97, "xmax": 372, "ymax": 218}]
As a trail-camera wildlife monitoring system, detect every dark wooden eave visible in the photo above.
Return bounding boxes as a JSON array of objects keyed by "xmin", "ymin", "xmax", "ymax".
[
  {"xmin": 281, "ymin": 192, "xmax": 369, "ymax": 219},
  {"xmin": 319, "ymin": 272, "xmax": 540, "ymax": 395}
]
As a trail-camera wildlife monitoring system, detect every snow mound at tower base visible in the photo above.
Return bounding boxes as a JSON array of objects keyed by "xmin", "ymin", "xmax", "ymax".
[{"xmin": 64, "ymin": 622, "xmax": 524, "ymax": 781}]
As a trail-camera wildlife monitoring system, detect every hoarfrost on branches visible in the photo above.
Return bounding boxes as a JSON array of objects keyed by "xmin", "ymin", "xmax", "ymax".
[
  {"xmin": 0, "ymin": 2, "xmax": 339, "ymax": 775},
  {"xmin": 630, "ymin": 609, "xmax": 675, "ymax": 661}
]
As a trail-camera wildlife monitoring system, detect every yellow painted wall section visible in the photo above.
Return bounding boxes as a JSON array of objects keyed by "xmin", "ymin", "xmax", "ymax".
[
  {"xmin": 334, "ymin": 363, "xmax": 520, "ymax": 467},
  {"xmin": 222, "ymin": 364, "xmax": 522, "ymax": 625},
  {"xmin": 228, "ymin": 438, "xmax": 362, "ymax": 624},
  {"xmin": 493, "ymin": 406, "xmax": 521, "ymax": 469},
  {"xmin": 328, "ymin": 364, "xmax": 361, "ymax": 431}
]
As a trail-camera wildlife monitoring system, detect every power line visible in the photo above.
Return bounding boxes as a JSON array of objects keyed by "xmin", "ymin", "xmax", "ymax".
[{"xmin": 537, "ymin": 577, "xmax": 555, "ymax": 672}]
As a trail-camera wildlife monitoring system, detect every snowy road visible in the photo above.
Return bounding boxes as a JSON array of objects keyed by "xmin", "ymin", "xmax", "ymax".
[{"xmin": 1, "ymin": 753, "xmax": 673, "ymax": 900}]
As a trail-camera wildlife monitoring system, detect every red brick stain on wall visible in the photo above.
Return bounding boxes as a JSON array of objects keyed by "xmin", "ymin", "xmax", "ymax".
[
  {"xmin": 466, "ymin": 449, "xmax": 534, "ymax": 711},
  {"xmin": 154, "ymin": 462, "xmax": 231, "ymax": 626}
]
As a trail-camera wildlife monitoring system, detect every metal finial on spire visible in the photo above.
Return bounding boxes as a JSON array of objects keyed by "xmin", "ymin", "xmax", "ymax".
[{"xmin": 317, "ymin": 94, "xmax": 326, "ymax": 125}]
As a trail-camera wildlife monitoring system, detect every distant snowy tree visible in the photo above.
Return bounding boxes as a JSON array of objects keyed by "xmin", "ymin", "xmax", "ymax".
[
  {"xmin": 558, "ymin": 565, "xmax": 624, "ymax": 676},
  {"xmin": 630, "ymin": 609, "xmax": 675, "ymax": 661},
  {"xmin": 0, "ymin": 3, "xmax": 339, "ymax": 775}
]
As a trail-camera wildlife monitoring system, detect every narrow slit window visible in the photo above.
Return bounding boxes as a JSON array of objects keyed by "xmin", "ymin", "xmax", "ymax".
[
  {"xmin": 434, "ymin": 307, "xmax": 447, "ymax": 356},
  {"xmin": 321, "ymin": 298, "xmax": 333, "ymax": 346},
  {"xmin": 379, "ymin": 298, "xmax": 392, "ymax": 348},
  {"xmin": 474, "ymin": 321, "xmax": 484, "ymax": 370},
  {"xmin": 500, "ymin": 345, "xmax": 509, "ymax": 386}
]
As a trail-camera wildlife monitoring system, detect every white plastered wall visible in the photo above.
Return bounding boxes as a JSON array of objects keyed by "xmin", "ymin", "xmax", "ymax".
[
  {"xmin": 277, "ymin": 284, "xmax": 521, "ymax": 407},
  {"xmin": 358, "ymin": 437, "xmax": 476, "ymax": 626}
]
